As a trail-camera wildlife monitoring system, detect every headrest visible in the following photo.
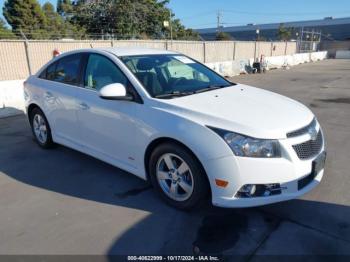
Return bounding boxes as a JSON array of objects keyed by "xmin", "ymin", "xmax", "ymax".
[{"xmin": 136, "ymin": 58, "xmax": 154, "ymax": 71}]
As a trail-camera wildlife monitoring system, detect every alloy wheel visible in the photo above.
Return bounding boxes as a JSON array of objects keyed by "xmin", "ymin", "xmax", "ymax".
[
  {"xmin": 33, "ymin": 114, "xmax": 48, "ymax": 144},
  {"xmin": 156, "ymin": 153, "xmax": 194, "ymax": 201}
]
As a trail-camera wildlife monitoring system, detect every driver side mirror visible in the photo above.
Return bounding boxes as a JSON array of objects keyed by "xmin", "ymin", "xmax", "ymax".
[{"xmin": 99, "ymin": 83, "xmax": 133, "ymax": 101}]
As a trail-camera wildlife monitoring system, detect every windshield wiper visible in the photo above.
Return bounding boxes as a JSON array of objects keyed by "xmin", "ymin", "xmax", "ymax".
[
  {"xmin": 154, "ymin": 85, "xmax": 231, "ymax": 98},
  {"xmin": 154, "ymin": 91, "xmax": 194, "ymax": 99},
  {"xmin": 195, "ymin": 85, "xmax": 231, "ymax": 94}
]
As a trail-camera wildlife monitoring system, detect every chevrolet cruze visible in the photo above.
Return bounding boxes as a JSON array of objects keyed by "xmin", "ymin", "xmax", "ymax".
[{"xmin": 24, "ymin": 48, "xmax": 326, "ymax": 209}]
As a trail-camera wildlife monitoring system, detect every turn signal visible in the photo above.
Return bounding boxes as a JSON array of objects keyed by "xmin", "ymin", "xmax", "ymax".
[{"xmin": 215, "ymin": 179, "xmax": 229, "ymax": 188}]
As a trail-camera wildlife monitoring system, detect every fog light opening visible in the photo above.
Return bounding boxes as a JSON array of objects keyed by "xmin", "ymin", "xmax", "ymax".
[
  {"xmin": 240, "ymin": 184, "xmax": 256, "ymax": 195},
  {"xmin": 236, "ymin": 183, "xmax": 283, "ymax": 198}
]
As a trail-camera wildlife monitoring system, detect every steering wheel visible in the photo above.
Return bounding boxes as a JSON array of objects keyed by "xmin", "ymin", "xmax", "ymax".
[{"xmin": 171, "ymin": 77, "xmax": 188, "ymax": 88}]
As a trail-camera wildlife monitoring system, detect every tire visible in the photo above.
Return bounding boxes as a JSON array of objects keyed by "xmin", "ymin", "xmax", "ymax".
[
  {"xmin": 29, "ymin": 108, "xmax": 54, "ymax": 149},
  {"xmin": 149, "ymin": 143, "xmax": 208, "ymax": 210}
]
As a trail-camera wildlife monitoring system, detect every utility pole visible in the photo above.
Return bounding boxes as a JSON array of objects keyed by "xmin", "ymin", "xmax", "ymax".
[
  {"xmin": 300, "ymin": 27, "xmax": 304, "ymax": 53},
  {"xmin": 169, "ymin": 9, "xmax": 173, "ymax": 44},
  {"xmin": 216, "ymin": 10, "xmax": 222, "ymax": 34}
]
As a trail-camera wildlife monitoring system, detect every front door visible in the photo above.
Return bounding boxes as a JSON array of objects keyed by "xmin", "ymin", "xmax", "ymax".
[{"xmin": 75, "ymin": 53, "xmax": 140, "ymax": 171}]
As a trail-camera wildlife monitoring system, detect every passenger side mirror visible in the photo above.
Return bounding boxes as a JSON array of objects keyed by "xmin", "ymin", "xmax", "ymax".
[{"xmin": 99, "ymin": 83, "xmax": 133, "ymax": 101}]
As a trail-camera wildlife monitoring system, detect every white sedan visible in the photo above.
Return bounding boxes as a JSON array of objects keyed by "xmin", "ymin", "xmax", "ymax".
[{"xmin": 24, "ymin": 48, "xmax": 326, "ymax": 209}]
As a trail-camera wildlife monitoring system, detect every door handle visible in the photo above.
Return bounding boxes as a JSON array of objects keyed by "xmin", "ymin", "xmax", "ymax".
[{"xmin": 78, "ymin": 102, "xmax": 90, "ymax": 110}]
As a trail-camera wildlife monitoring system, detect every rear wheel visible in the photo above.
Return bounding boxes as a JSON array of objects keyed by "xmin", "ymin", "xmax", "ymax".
[
  {"xmin": 30, "ymin": 108, "xmax": 54, "ymax": 149},
  {"xmin": 149, "ymin": 143, "xmax": 208, "ymax": 210}
]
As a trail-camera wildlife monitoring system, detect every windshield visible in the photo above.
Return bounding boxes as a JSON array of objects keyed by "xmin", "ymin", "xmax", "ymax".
[{"xmin": 120, "ymin": 54, "xmax": 234, "ymax": 98}]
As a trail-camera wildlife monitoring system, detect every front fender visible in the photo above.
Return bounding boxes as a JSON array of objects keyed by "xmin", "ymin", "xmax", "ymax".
[{"xmin": 134, "ymin": 105, "xmax": 234, "ymax": 179}]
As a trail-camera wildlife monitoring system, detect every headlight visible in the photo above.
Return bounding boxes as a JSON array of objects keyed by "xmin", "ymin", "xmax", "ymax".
[{"xmin": 208, "ymin": 127, "xmax": 281, "ymax": 158}]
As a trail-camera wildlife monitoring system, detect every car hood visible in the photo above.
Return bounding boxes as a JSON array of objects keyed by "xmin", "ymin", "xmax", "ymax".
[{"xmin": 156, "ymin": 84, "xmax": 314, "ymax": 139}]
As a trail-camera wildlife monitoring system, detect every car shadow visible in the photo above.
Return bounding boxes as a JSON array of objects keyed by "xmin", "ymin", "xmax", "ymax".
[
  {"xmin": 1, "ymin": 115, "xmax": 350, "ymax": 256},
  {"xmin": 106, "ymin": 200, "xmax": 350, "ymax": 257},
  {"xmin": 0, "ymin": 106, "xmax": 24, "ymax": 118}
]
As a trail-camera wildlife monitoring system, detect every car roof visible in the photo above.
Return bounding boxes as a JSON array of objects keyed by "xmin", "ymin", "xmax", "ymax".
[
  {"xmin": 93, "ymin": 47, "xmax": 179, "ymax": 57},
  {"xmin": 36, "ymin": 47, "xmax": 181, "ymax": 76}
]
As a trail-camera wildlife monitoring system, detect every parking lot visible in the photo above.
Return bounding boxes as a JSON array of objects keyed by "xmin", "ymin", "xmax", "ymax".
[{"xmin": 1, "ymin": 59, "xmax": 350, "ymax": 257}]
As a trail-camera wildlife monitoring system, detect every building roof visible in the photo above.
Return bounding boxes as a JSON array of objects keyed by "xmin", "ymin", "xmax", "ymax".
[{"xmin": 197, "ymin": 17, "xmax": 350, "ymax": 34}]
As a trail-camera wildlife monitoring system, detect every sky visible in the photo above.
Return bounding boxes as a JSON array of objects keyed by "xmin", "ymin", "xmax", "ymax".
[{"xmin": 1, "ymin": 0, "xmax": 350, "ymax": 29}]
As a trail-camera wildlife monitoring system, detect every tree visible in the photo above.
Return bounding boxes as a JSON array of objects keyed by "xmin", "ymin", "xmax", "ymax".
[
  {"xmin": 170, "ymin": 18, "xmax": 200, "ymax": 40},
  {"xmin": 277, "ymin": 24, "xmax": 293, "ymax": 41},
  {"xmin": 216, "ymin": 31, "xmax": 232, "ymax": 41},
  {"xmin": 2, "ymin": 0, "xmax": 199, "ymax": 40},
  {"xmin": 43, "ymin": 2, "xmax": 65, "ymax": 38},
  {"xmin": 57, "ymin": 0, "xmax": 74, "ymax": 19},
  {"xmin": 42, "ymin": 2, "xmax": 85, "ymax": 39},
  {"xmin": 0, "ymin": 18, "xmax": 15, "ymax": 39},
  {"xmin": 72, "ymin": 0, "xmax": 199, "ymax": 40},
  {"xmin": 3, "ymin": 0, "xmax": 47, "ymax": 39}
]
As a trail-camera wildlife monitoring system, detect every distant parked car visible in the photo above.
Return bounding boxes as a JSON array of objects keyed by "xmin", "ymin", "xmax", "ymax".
[{"xmin": 24, "ymin": 48, "xmax": 326, "ymax": 209}]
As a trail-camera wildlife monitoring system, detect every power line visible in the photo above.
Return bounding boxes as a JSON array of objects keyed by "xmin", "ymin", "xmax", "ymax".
[
  {"xmin": 180, "ymin": 11, "xmax": 216, "ymax": 21},
  {"xmin": 190, "ymin": 22, "xmax": 217, "ymax": 27},
  {"xmin": 222, "ymin": 9, "xmax": 350, "ymax": 16},
  {"xmin": 176, "ymin": 9, "xmax": 350, "ymax": 21},
  {"xmin": 175, "ymin": 9, "xmax": 350, "ymax": 25}
]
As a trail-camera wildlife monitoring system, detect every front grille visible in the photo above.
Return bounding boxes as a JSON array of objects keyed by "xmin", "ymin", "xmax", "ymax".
[
  {"xmin": 287, "ymin": 118, "xmax": 316, "ymax": 138},
  {"xmin": 292, "ymin": 131, "xmax": 323, "ymax": 160}
]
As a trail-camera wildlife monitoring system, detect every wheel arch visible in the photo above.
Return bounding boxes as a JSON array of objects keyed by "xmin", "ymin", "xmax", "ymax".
[
  {"xmin": 144, "ymin": 137, "xmax": 211, "ymax": 195},
  {"xmin": 27, "ymin": 103, "xmax": 42, "ymax": 123},
  {"xmin": 27, "ymin": 103, "xmax": 53, "ymax": 132}
]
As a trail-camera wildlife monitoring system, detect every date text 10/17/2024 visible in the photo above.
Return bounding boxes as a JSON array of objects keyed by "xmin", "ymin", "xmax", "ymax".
[{"xmin": 127, "ymin": 256, "xmax": 220, "ymax": 261}]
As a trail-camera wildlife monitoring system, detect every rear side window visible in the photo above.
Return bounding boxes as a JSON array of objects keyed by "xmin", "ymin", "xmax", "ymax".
[
  {"xmin": 46, "ymin": 62, "xmax": 57, "ymax": 80},
  {"xmin": 84, "ymin": 54, "xmax": 128, "ymax": 91},
  {"xmin": 38, "ymin": 69, "xmax": 47, "ymax": 79},
  {"xmin": 53, "ymin": 54, "xmax": 82, "ymax": 85},
  {"xmin": 38, "ymin": 62, "xmax": 57, "ymax": 80}
]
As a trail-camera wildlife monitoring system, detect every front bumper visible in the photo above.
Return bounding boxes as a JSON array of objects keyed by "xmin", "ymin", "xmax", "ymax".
[{"xmin": 204, "ymin": 128, "xmax": 326, "ymax": 208}]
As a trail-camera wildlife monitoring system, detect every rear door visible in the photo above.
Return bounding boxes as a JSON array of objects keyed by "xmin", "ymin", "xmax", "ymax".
[{"xmin": 38, "ymin": 53, "xmax": 84, "ymax": 146}]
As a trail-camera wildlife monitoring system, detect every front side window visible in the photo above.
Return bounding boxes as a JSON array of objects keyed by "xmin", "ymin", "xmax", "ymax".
[
  {"xmin": 120, "ymin": 55, "xmax": 233, "ymax": 98},
  {"xmin": 53, "ymin": 54, "xmax": 82, "ymax": 85},
  {"xmin": 84, "ymin": 54, "xmax": 128, "ymax": 91}
]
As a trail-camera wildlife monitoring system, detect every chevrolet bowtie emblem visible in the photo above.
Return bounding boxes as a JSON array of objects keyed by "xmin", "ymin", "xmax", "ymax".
[{"xmin": 308, "ymin": 126, "xmax": 318, "ymax": 141}]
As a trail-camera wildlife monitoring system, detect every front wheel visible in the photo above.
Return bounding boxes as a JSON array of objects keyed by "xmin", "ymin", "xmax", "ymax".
[{"xmin": 149, "ymin": 143, "xmax": 208, "ymax": 210}]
